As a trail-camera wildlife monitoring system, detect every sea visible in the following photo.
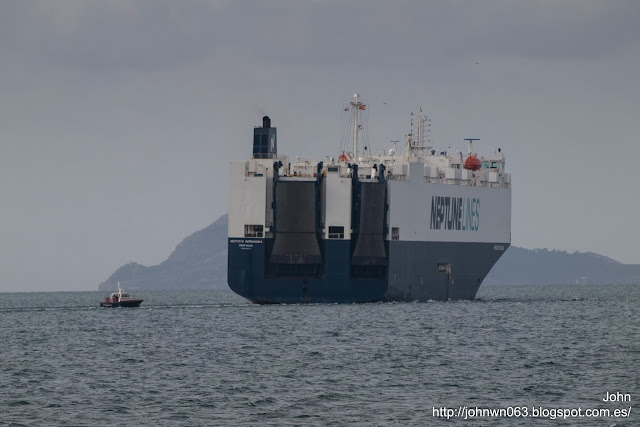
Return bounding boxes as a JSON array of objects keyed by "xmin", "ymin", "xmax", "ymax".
[{"xmin": 0, "ymin": 284, "xmax": 637, "ymax": 426}]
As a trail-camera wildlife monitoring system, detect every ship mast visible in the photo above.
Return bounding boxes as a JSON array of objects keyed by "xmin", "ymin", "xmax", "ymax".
[
  {"xmin": 464, "ymin": 138, "xmax": 479, "ymax": 156},
  {"xmin": 350, "ymin": 93, "xmax": 364, "ymax": 160},
  {"xmin": 406, "ymin": 108, "xmax": 431, "ymax": 159}
]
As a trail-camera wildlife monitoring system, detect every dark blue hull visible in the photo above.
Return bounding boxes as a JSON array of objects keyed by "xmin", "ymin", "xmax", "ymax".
[
  {"xmin": 228, "ymin": 238, "xmax": 509, "ymax": 303},
  {"xmin": 99, "ymin": 300, "xmax": 143, "ymax": 308}
]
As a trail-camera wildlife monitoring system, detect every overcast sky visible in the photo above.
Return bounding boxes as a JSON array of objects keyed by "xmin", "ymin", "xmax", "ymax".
[{"xmin": 1, "ymin": 1, "xmax": 639, "ymax": 292}]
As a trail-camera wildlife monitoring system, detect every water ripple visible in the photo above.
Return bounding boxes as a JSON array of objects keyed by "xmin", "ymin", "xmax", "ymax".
[{"xmin": 0, "ymin": 285, "xmax": 638, "ymax": 426}]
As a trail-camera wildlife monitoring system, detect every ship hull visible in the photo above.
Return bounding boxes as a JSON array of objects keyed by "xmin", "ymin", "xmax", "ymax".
[
  {"xmin": 385, "ymin": 240, "xmax": 509, "ymax": 301},
  {"xmin": 228, "ymin": 238, "xmax": 508, "ymax": 303},
  {"xmin": 100, "ymin": 300, "xmax": 143, "ymax": 308}
]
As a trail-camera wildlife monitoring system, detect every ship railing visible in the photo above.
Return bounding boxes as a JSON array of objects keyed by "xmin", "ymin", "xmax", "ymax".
[
  {"xmin": 387, "ymin": 174, "xmax": 408, "ymax": 181},
  {"xmin": 418, "ymin": 176, "xmax": 511, "ymax": 188},
  {"xmin": 250, "ymin": 154, "xmax": 289, "ymax": 162},
  {"xmin": 252, "ymin": 153, "xmax": 278, "ymax": 159},
  {"xmin": 387, "ymin": 173, "xmax": 510, "ymax": 188}
]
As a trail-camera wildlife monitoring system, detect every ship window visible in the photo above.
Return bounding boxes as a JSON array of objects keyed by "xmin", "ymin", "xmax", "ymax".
[
  {"xmin": 244, "ymin": 224, "xmax": 263, "ymax": 238},
  {"xmin": 391, "ymin": 227, "xmax": 399, "ymax": 240},
  {"xmin": 328, "ymin": 226, "xmax": 344, "ymax": 239}
]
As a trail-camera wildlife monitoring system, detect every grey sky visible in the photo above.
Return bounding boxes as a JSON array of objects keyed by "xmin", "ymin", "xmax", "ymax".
[{"xmin": 1, "ymin": 1, "xmax": 639, "ymax": 292}]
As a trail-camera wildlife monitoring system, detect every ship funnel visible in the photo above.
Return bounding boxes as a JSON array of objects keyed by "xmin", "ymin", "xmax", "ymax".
[{"xmin": 253, "ymin": 116, "xmax": 277, "ymax": 159}]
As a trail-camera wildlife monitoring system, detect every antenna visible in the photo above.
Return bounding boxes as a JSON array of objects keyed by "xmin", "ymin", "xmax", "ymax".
[
  {"xmin": 463, "ymin": 138, "xmax": 480, "ymax": 155},
  {"xmin": 407, "ymin": 108, "xmax": 432, "ymax": 158},
  {"xmin": 350, "ymin": 94, "xmax": 364, "ymax": 159}
]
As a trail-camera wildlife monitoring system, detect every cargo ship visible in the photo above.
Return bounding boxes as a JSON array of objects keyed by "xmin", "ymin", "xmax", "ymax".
[{"xmin": 228, "ymin": 95, "xmax": 511, "ymax": 303}]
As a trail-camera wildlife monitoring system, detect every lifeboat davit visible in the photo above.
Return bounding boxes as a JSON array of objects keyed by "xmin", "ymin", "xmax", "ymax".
[{"xmin": 464, "ymin": 155, "xmax": 482, "ymax": 171}]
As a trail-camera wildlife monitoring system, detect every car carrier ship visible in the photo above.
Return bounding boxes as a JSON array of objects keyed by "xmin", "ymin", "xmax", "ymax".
[{"xmin": 228, "ymin": 94, "xmax": 511, "ymax": 303}]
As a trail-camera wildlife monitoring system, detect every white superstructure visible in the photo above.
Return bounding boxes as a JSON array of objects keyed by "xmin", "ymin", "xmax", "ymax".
[{"xmin": 229, "ymin": 97, "xmax": 510, "ymax": 245}]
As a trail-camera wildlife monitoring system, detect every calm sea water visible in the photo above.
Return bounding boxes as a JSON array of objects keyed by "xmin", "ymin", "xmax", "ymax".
[{"xmin": 0, "ymin": 284, "xmax": 637, "ymax": 426}]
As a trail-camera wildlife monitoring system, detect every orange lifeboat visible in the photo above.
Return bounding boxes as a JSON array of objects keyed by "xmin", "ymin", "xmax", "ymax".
[
  {"xmin": 338, "ymin": 152, "xmax": 350, "ymax": 162},
  {"xmin": 464, "ymin": 154, "xmax": 482, "ymax": 171}
]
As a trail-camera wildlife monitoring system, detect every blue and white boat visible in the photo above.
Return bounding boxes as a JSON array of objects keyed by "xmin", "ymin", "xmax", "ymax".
[{"xmin": 227, "ymin": 95, "xmax": 511, "ymax": 303}]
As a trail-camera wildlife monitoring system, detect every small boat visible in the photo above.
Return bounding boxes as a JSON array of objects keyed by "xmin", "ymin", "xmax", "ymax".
[{"xmin": 100, "ymin": 282, "xmax": 143, "ymax": 307}]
